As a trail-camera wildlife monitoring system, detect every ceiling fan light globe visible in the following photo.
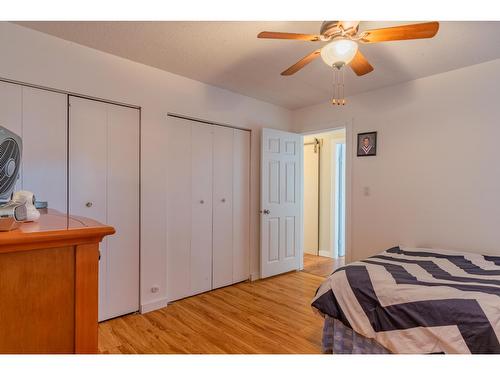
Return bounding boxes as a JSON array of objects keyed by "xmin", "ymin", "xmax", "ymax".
[{"xmin": 320, "ymin": 39, "xmax": 358, "ymax": 67}]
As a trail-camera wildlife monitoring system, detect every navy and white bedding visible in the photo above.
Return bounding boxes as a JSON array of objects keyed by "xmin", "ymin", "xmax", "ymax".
[{"xmin": 311, "ymin": 246, "xmax": 500, "ymax": 354}]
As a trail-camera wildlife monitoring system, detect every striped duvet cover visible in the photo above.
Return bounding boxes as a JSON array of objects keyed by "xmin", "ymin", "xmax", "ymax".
[{"xmin": 311, "ymin": 246, "xmax": 500, "ymax": 354}]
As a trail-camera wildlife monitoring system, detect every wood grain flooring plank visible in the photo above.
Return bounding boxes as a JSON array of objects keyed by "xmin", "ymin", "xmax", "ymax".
[{"xmin": 99, "ymin": 271, "xmax": 327, "ymax": 354}]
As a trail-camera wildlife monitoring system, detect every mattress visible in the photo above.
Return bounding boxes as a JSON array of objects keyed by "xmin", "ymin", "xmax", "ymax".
[{"xmin": 311, "ymin": 246, "xmax": 500, "ymax": 354}]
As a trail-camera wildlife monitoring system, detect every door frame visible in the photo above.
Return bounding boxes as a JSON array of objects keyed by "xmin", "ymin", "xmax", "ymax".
[
  {"xmin": 331, "ymin": 138, "xmax": 346, "ymax": 259},
  {"xmin": 300, "ymin": 120, "xmax": 353, "ymax": 269}
]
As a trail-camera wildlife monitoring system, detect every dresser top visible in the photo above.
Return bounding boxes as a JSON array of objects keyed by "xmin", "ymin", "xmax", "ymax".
[{"xmin": 0, "ymin": 209, "xmax": 115, "ymax": 253}]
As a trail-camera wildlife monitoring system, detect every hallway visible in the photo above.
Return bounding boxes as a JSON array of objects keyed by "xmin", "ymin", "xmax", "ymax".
[{"xmin": 302, "ymin": 254, "xmax": 345, "ymax": 278}]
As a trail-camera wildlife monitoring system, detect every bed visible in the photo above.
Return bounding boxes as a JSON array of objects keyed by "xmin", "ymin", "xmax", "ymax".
[{"xmin": 311, "ymin": 246, "xmax": 500, "ymax": 354}]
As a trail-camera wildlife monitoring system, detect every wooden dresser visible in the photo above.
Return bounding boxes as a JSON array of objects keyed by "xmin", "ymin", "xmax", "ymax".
[{"xmin": 0, "ymin": 209, "xmax": 114, "ymax": 354}]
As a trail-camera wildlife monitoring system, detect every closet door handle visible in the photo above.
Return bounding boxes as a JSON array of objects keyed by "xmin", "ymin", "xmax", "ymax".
[
  {"xmin": 221, "ymin": 198, "xmax": 226, "ymax": 203},
  {"xmin": 200, "ymin": 200, "xmax": 205, "ymax": 204},
  {"xmin": 261, "ymin": 209, "xmax": 270, "ymax": 215},
  {"xmin": 85, "ymin": 201, "xmax": 93, "ymax": 208}
]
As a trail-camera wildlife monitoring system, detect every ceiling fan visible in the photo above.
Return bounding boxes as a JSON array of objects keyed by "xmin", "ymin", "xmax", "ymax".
[{"xmin": 257, "ymin": 21, "xmax": 439, "ymax": 104}]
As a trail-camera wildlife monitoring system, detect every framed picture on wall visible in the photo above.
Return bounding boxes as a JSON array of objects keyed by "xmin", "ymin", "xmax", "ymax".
[{"xmin": 357, "ymin": 131, "xmax": 377, "ymax": 157}]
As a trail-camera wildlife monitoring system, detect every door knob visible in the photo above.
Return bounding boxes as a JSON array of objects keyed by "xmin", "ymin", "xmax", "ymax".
[
  {"xmin": 200, "ymin": 200, "xmax": 204, "ymax": 204},
  {"xmin": 85, "ymin": 202, "xmax": 93, "ymax": 208},
  {"xmin": 262, "ymin": 209, "xmax": 270, "ymax": 215},
  {"xmin": 221, "ymin": 198, "xmax": 226, "ymax": 203}
]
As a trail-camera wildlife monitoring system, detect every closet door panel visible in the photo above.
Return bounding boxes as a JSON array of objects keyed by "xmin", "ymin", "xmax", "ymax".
[
  {"xmin": 190, "ymin": 123, "xmax": 213, "ymax": 295},
  {"xmin": 233, "ymin": 129, "xmax": 250, "ymax": 283},
  {"xmin": 106, "ymin": 105, "xmax": 140, "ymax": 318},
  {"xmin": 0, "ymin": 81, "xmax": 22, "ymax": 193},
  {"xmin": 69, "ymin": 97, "xmax": 108, "ymax": 320},
  {"xmin": 166, "ymin": 118, "xmax": 192, "ymax": 301},
  {"xmin": 212, "ymin": 126, "xmax": 234, "ymax": 289},
  {"xmin": 22, "ymin": 87, "xmax": 67, "ymax": 213},
  {"xmin": 69, "ymin": 97, "xmax": 107, "ymax": 222},
  {"xmin": 0, "ymin": 81, "xmax": 22, "ymax": 134}
]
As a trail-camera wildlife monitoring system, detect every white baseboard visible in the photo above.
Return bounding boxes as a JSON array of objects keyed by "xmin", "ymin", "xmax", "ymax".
[
  {"xmin": 249, "ymin": 272, "xmax": 260, "ymax": 282},
  {"xmin": 319, "ymin": 250, "xmax": 333, "ymax": 258},
  {"xmin": 140, "ymin": 297, "xmax": 169, "ymax": 314}
]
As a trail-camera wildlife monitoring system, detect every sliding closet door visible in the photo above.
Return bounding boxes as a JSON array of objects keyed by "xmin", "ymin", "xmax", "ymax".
[
  {"xmin": 166, "ymin": 118, "xmax": 216, "ymax": 300},
  {"xmin": 166, "ymin": 117, "xmax": 192, "ymax": 301},
  {"xmin": 69, "ymin": 97, "xmax": 108, "ymax": 321},
  {"xmin": 0, "ymin": 82, "xmax": 22, "ymax": 135},
  {"xmin": 22, "ymin": 87, "xmax": 67, "ymax": 213},
  {"xmin": 0, "ymin": 81, "xmax": 22, "ymax": 193},
  {"xmin": 190, "ymin": 123, "xmax": 213, "ymax": 295},
  {"xmin": 69, "ymin": 96, "xmax": 139, "ymax": 321},
  {"xmin": 166, "ymin": 118, "xmax": 250, "ymax": 300},
  {"xmin": 212, "ymin": 126, "xmax": 234, "ymax": 289},
  {"xmin": 233, "ymin": 129, "xmax": 250, "ymax": 283},
  {"xmin": 69, "ymin": 98, "xmax": 107, "ymax": 224},
  {"xmin": 106, "ymin": 105, "xmax": 140, "ymax": 320}
]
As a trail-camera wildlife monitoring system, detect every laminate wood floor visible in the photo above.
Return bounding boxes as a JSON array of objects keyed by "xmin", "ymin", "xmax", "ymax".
[
  {"xmin": 303, "ymin": 254, "xmax": 344, "ymax": 278},
  {"xmin": 98, "ymin": 271, "xmax": 326, "ymax": 354}
]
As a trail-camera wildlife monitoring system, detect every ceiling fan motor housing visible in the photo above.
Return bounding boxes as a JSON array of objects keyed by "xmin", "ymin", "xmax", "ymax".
[{"xmin": 320, "ymin": 21, "xmax": 341, "ymax": 38}]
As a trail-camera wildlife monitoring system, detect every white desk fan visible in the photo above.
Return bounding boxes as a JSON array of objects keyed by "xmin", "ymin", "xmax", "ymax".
[{"xmin": 0, "ymin": 126, "xmax": 27, "ymax": 230}]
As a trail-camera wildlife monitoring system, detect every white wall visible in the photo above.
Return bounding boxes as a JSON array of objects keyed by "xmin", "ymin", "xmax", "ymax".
[
  {"xmin": 0, "ymin": 22, "xmax": 293, "ymax": 312},
  {"xmin": 294, "ymin": 58, "xmax": 500, "ymax": 261}
]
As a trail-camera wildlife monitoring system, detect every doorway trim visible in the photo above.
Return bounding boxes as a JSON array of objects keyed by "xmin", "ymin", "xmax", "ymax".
[{"xmin": 300, "ymin": 120, "xmax": 353, "ymax": 270}]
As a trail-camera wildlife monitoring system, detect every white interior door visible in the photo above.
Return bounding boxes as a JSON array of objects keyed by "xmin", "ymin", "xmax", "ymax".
[
  {"xmin": 166, "ymin": 119, "xmax": 214, "ymax": 300},
  {"xmin": 69, "ymin": 97, "xmax": 108, "ymax": 321},
  {"xmin": 70, "ymin": 96, "xmax": 139, "ymax": 321},
  {"xmin": 190, "ymin": 123, "xmax": 213, "ymax": 295},
  {"xmin": 69, "ymin": 97, "xmax": 107, "ymax": 223},
  {"xmin": 166, "ymin": 117, "xmax": 192, "ymax": 301},
  {"xmin": 106, "ymin": 104, "xmax": 140, "ymax": 320},
  {"xmin": 0, "ymin": 82, "xmax": 67, "ymax": 205},
  {"xmin": 166, "ymin": 118, "xmax": 251, "ymax": 300},
  {"xmin": 22, "ymin": 87, "xmax": 67, "ymax": 213},
  {"xmin": 232, "ymin": 129, "xmax": 250, "ymax": 283},
  {"xmin": 212, "ymin": 125, "xmax": 234, "ymax": 289},
  {"xmin": 0, "ymin": 81, "xmax": 22, "ymax": 194},
  {"xmin": 260, "ymin": 128, "xmax": 302, "ymax": 278}
]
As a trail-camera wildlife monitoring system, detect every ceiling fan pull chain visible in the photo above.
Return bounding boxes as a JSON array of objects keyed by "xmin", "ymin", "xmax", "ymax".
[
  {"xmin": 332, "ymin": 66, "xmax": 346, "ymax": 106},
  {"xmin": 340, "ymin": 67, "xmax": 343, "ymax": 105},
  {"xmin": 332, "ymin": 67, "xmax": 337, "ymax": 105},
  {"xmin": 341, "ymin": 66, "xmax": 346, "ymax": 105},
  {"xmin": 336, "ymin": 68, "xmax": 339, "ymax": 105}
]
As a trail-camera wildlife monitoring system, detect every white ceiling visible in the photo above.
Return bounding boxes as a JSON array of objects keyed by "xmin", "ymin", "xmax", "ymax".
[{"xmin": 14, "ymin": 21, "xmax": 500, "ymax": 109}]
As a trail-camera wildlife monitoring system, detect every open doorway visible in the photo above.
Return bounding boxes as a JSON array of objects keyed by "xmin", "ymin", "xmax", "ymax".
[{"xmin": 302, "ymin": 128, "xmax": 346, "ymax": 277}]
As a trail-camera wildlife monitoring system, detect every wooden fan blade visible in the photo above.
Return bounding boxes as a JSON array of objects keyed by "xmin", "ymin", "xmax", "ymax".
[
  {"xmin": 258, "ymin": 31, "xmax": 320, "ymax": 42},
  {"xmin": 281, "ymin": 49, "xmax": 321, "ymax": 76},
  {"xmin": 360, "ymin": 22, "xmax": 439, "ymax": 43},
  {"xmin": 350, "ymin": 50, "xmax": 374, "ymax": 76}
]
